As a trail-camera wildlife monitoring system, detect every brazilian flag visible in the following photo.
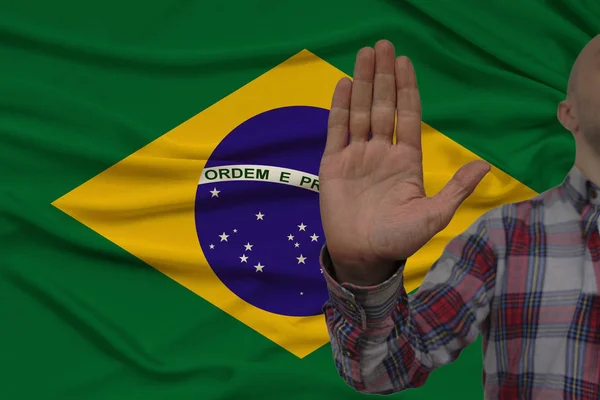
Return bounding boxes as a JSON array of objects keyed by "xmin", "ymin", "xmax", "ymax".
[{"xmin": 1, "ymin": 1, "xmax": 597, "ymax": 399}]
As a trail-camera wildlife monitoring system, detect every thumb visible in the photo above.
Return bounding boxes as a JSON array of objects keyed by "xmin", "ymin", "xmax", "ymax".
[{"xmin": 431, "ymin": 160, "xmax": 491, "ymax": 223}]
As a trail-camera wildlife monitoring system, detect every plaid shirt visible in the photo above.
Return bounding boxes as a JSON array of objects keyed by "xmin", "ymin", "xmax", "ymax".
[{"xmin": 321, "ymin": 166, "xmax": 600, "ymax": 399}]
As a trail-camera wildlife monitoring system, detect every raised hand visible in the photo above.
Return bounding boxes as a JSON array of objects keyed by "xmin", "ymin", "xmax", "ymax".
[{"xmin": 318, "ymin": 40, "xmax": 490, "ymax": 286}]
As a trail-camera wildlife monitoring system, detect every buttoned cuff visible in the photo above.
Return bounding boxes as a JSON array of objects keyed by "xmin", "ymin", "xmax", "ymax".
[{"xmin": 320, "ymin": 244, "xmax": 405, "ymax": 330}]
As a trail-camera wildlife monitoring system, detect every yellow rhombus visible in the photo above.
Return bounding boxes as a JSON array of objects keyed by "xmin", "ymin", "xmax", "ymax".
[{"xmin": 52, "ymin": 49, "xmax": 536, "ymax": 358}]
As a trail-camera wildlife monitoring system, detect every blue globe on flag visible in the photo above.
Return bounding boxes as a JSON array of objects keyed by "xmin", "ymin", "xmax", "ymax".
[{"xmin": 195, "ymin": 106, "xmax": 330, "ymax": 317}]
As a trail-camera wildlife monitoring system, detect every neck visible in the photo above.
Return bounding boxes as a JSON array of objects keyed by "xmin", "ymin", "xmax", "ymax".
[{"xmin": 575, "ymin": 141, "xmax": 600, "ymax": 187}]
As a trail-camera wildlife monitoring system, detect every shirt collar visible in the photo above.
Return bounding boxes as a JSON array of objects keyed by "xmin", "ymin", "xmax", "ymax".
[{"xmin": 561, "ymin": 165, "xmax": 600, "ymax": 213}]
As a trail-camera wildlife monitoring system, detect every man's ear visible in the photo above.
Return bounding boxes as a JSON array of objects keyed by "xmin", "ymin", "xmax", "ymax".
[{"xmin": 558, "ymin": 99, "xmax": 577, "ymax": 133}]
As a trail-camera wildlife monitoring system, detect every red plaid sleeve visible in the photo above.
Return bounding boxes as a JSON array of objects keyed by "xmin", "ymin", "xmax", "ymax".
[{"xmin": 320, "ymin": 216, "xmax": 497, "ymax": 394}]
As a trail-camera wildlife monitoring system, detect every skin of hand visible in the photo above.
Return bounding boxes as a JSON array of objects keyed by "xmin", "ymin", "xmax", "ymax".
[{"xmin": 318, "ymin": 40, "xmax": 491, "ymax": 286}]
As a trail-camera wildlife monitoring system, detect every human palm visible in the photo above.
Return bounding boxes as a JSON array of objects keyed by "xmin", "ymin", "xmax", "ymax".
[{"xmin": 319, "ymin": 40, "xmax": 490, "ymax": 285}]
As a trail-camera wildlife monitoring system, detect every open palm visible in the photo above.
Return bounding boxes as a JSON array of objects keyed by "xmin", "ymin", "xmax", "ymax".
[{"xmin": 319, "ymin": 40, "xmax": 490, "ymax": 285}]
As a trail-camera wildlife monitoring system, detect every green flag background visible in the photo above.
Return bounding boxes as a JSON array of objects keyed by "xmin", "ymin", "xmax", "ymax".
[{"xmin": 1, "ymin": 1, "xmax": 599, "ymax": 399}]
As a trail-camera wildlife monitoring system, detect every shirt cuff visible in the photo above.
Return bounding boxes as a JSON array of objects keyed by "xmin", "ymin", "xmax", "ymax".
[{"xmin": 320, "ymin": 244, "xmax": 405, "ymax": 330}]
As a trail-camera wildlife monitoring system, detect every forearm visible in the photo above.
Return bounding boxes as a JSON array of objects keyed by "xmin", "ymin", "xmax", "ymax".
[
  {"xmin": 320, "ymin": 218, "xmax": 496, "ymax": 394},
  {"xmin": 323, "ymin": 282, "xmax": 434, "ymax": 394},
  {"xmin": 321, "ymin": 245, "xmax": 432, "ymax": 394}
]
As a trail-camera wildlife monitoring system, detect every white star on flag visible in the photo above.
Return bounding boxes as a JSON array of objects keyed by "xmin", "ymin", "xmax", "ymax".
[
  {"xmin": 210, "ymin": 187, "xmax": 220, "ymax": 198},
  {"xmin": 203, "ymin": 196, "xmax": 327, "ymax": 319}
]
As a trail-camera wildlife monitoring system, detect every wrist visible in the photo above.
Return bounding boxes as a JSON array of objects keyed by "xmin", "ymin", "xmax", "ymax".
[
  {"xmin": 322, "ymin": 243, "xmax": 402, "ymax": 286},
  {"xmin": 331, "ymin": 259, "xmax": 400, "ymax": 287}
]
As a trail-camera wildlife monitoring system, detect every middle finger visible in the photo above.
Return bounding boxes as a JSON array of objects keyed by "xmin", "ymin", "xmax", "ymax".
[{"xmin": 371, "ymin": 40, "xmax": 397, "ymax": 142}]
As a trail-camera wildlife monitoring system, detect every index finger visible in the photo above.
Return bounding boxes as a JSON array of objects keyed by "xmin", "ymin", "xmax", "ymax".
[{"xmin": 394, "ymin": 56, "xmax": 422, "ymax": 150}]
